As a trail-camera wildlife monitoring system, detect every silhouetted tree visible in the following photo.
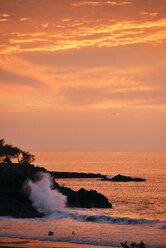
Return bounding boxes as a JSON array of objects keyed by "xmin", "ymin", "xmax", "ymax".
[
  {"xmin": 20, "ymin": 151, "xmax": 35, "ymax": 164},
  {"xmin": 0, "ymin": 138, "xmax": 5, "ymax": 147},
  {"xmin": 0, "ymin": 139, "xmax": 5, "ymax": 162},
  {"xmin": 0, "ymin": 138, "xmax": 35, "ymax": 164}
]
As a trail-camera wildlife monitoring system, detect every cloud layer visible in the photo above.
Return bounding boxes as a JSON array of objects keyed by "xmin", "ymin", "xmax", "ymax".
[{"xmin": 0, "ymin": 0, "xmax": 166, "ymax": 149}]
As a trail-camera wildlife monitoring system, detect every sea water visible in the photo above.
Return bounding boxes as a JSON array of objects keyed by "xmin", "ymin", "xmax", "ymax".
[{"xmin": 0, "ymin": 151, "xmax": 166, "ymax": 247}]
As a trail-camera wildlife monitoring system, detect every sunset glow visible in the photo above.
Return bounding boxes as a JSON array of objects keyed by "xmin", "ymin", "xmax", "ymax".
[{"xmin": 0, "ymin": 0, "xmax": 166, "ymax": 150}]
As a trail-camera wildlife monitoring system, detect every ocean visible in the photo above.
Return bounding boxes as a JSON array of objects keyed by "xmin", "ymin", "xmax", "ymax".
[{"xmin": 0, "ymin": 150, "xmax": 166, "ymax": 248}]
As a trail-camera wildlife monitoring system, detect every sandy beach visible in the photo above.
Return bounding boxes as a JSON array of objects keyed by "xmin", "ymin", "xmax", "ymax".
[{"xmin": 0, "ymin": 237, "xmax": 118, "ymax": 248}]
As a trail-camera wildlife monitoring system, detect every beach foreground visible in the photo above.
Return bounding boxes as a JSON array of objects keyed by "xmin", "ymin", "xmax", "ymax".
[{"xmin": 0, "ymin": 237, "xmax": 117, "ymax": 248}]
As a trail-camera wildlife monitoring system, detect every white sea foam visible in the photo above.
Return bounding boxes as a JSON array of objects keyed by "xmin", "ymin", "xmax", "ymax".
[
  {"xmin": 77, "ymin": 215, "xmax": 159, "ymax": 225},
  {"xmin": 26, "ymin": 172, "xmax": 67, "ymax": 213},
  {"xmin": 46, "ymin": 208, "xmax": 160, "ymax": 226}
]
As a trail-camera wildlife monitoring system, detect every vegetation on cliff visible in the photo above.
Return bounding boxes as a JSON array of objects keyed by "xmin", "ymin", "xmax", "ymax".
[
  {"xmin": 0, "ymin": 138, "xmax": 112, "ymax": 218},
  {"xmin": 0, "ymin": 138, "xmax": 35, "ymax": 164}
]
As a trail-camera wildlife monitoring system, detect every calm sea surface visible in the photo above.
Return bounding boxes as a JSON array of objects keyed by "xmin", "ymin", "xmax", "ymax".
[{"xmin": 0, "ymin": 151, "xmax": 166, "ymax": 247}]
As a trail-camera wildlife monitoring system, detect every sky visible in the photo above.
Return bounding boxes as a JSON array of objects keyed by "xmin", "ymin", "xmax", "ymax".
[{"xmin": 0, "ymin": 0, "xmax": 166, "ymax": 150}]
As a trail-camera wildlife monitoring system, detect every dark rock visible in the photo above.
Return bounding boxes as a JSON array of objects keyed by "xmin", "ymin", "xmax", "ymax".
[
  {"xmin": 0, "ymin": 163, "xmax": 46, "ymax": 218},
  {"xmin": 58, "ymin": 186, "xmax": 112, "ymax": 208},
  {"xmin": 50, "ymin": 171, "xmax": 105, "ymax": 178},
  {"xmin": 102, "ymin": 174, "xmax": 145, "ymax": 182},
  {"xmin": 0, "ymin": 163, "xmax": 112, "ymax": 218}
]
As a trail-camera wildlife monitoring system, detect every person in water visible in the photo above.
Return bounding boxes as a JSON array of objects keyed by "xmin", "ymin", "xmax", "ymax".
[
  {"xmin": 121, "ymin": 240, "xmax": 145, "ymax": 248},
  {"xmin": 48, "ymin": 231, "xmax": 54, "ymax": 236},
  {"xmin": 139, "ymin": 241, "xmax": 145, "ymax": 248},
  {"xmin": 121, "ymin": 241, "xmax": 129, "ymax": 248}
]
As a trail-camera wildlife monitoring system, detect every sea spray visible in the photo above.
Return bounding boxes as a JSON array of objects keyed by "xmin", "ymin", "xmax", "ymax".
[{"xmin": 25, "ymin": 172, "xmax": 67, "ymax": 213}]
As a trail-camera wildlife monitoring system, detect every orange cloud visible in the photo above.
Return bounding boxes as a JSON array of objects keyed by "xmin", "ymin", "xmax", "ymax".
[
  {"xmin": 1, "ymin": 51, "xmax": 164, "ymax": 111},
  {"xmin": 71, "ymin": 1, "xmax": 132, "ymax": 7},
  {"xmin": 41, "ymin": 23, "xmax": 48, "ymax": 28},
  {"xmin": 19, "ymin": 17, "xmax": 31, "ymax": 21},
  {"xmin": 0, "ymin": 0, "xmax": 166, "ymax": 111},
  {"xmin": 0, "ymin": 55, "xmax": 49, "ymax": 90},
  {"xmin": 0, "ymin": 0, "xmax": 165, "ymax": 150},
  {"xmin": 71, "ymin": 1, "xmax": 102, "ymax": 6},
  {"xmin": 1, "ymin": 18, "xmax": 166, "ymax": 54},
  {"xmin": 0, "ymin": 18, "xmax": 8, "ymax": 22},
  {"xmin": 140, "ymin": 11, "xmax": 158, "ymax": 17},
  {"xmin": 9, "ymin": 38, "xmax": 48, "ymax": 44},
  {"xmin": 0, "ymin": 14, "xmax": 10, "ymax": 17},
  {"xmin": 62, "ymin": 19, "xmax": 72, "ymax": 22}
]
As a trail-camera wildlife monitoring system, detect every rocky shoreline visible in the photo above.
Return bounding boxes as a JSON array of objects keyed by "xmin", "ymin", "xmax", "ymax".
[
  {"xmin": 102, "ymin": 174, "xmax": 146, "ymax": 182},
  {"xmin": 0, "ymin": 163, "xmax": 112, "ymax": 218},
  {"xmin": 0, "ymin": 162, "xmax": 146, "ymax": 218},
  {"xmin": 50, "ymin": 171, "xmax": 105, "ymax": 178}
]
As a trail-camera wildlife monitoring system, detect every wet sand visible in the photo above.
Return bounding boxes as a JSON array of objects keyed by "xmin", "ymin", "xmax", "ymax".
[{"xmin": 0, "ymin": 237, "xmax": 118, "ymax": 248}]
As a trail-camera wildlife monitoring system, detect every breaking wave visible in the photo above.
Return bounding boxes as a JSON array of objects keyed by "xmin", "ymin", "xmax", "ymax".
[
  {"xmin": 48, "ymin": 209, "xmax": 159, "ymax": 225},
  {"xmin": 25, "ymin": 172, "xmax": 67, "ymax": 213}
]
